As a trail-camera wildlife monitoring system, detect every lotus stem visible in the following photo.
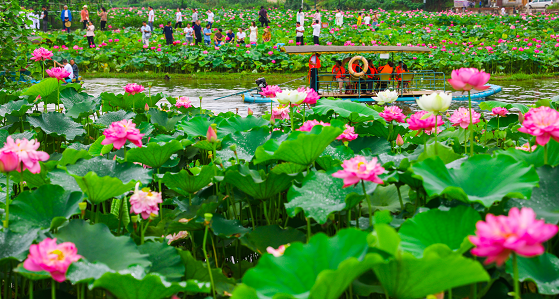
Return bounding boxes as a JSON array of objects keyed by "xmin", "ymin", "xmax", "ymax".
[
  {"xmin": 29, "ymin": 281, "xmax": 33, "ymax": 299},
  {"xmin": 448, "ymin": 288, "xmax": 452, "ymax": 299},
  {"xmin": 468, "ymin": 91, "xmax": 474, "ymax": 156},
  {"xmin": 544, "ymin": 144, "xmax": 548, "ymax": 165},
  {"xmin": 396, "ymin": 185, "xmax": 404, "ymax": 212},
  {"xmin": 123, "ymin": 146, "xmax": 127, "ymax": 162},
  {"xmin": 158, "ymin": 168, "xmax": 163, "ymax": 220},
  {"xmin": 388, "ymin": 121, "xmax": 394, "ymax": 152},
  {"xmin": 57, "ymin": 80, "xmax": 60, "ymax": 111},
  {"xmin": 362, "ymin": 180, "xmax": 373, "ymax": 227},
  {"xmin": 302, "ymin": 104, "xmax": 306, "ymax": 123},
  {"xmin": 434, "ymin": 114, "xmax": 439, "ymax": 156},
  {"xmin": 306, "ymin": 217, "xmax": 311, "ymax": 242},
  {"xmin": 512, "ymin": 253, "xmax": 520, "ymax": 299},
  {"xmin": 117, "ymin": 197, "xmax": 125, "ymax": 235},
  {"xmin": 290, "ymin": 105, "xmax": 294, "ymax": 132},
  {"xmin": 51, "ymin": 280, "xmax": 56, "ymax": 299},
  {"xmin": 3, "ymin": 174, "xmax": 10, "ymax": 228},
  {"xmin": 203, "ymin": 225, "xmax": 217, "ymax": 298}
]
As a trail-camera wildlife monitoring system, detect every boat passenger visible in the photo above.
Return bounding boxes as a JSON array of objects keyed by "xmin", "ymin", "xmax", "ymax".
[
  {"xmin": 364, "ymin": 59, "xmax": 378, "ymax": 94},
  {"xmin": 332, "ymin": 60, "xmax": 349, "ymax": 93}
]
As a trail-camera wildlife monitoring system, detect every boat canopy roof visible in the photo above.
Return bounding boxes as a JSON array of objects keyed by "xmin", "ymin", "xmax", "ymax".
[{"xmin": 280, "ymin": 45, "xmax": 431, "ymax": 55}]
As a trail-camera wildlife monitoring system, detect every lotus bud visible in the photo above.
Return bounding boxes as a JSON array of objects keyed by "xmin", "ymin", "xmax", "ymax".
[
  {"xmin": 145, "ymin": 103, "xmax": 149, "ymax": 111},
  {"xmin": 248, "ymin": 108, "xmax": 253, "ymax": 115},
  {"xmin": 0, "ymin": 151, "xmax": 19, "ymax": 173},
  {"xmin": 518, "ymin": 111, "xmax": 524, "ymax": 124},
  {"xmin": 206, "ymin": 125, "xmax": 218, "ymax": 143},
  {"xmin": 270, "ymin": 113, "xmax": 276, "ymax": 125},
  {"xmin": 396, "ymin": 134, "xmax": 404, "ymax": 146}
]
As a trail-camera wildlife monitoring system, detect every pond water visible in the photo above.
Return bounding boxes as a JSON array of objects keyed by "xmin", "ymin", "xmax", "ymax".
[{"xmin": 83, "ymin": 76, "xmax": 559, "ymax": 116}]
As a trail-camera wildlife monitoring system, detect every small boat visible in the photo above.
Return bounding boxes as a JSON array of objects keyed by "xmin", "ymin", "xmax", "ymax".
[{"xmin": 242, "ymin": 92, "xmax": 271, "ymax": 103}]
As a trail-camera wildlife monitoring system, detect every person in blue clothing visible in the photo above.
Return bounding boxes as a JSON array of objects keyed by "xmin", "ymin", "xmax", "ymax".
[
  {"xmin": 163, "ymin": 21, "xmax": 174, "ymax": 45},
  {"xmin": 203, "ymin": 24, "xmax": 212, "ymax": 46},
  {"xmin": 60, "ymin": 5, "xmax": 72, "ymax": 33}
]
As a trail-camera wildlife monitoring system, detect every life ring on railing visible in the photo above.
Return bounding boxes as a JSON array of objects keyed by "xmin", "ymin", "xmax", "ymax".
[{"xmin": 347, "ymin": 56, "xmax": 369, "ymax": 77}]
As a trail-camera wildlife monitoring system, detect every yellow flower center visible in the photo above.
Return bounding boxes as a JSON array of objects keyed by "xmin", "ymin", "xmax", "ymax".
[
  {"xmin": 50, "ymin": 249, "xmax": 65, "ymax": 260},
  {"xmin": 357, "ymin": 162, "xmax": 367, "ymax": 172}
]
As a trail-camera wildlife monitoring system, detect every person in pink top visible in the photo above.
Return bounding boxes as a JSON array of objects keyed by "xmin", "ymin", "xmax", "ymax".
[{"xmin": 80, "ymin": 5, "xmax": 89, "ymax": 29}]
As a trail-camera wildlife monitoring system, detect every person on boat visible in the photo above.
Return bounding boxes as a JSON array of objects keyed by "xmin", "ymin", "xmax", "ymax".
[
  {"xmin": 377, "ymin": 61, "xmax": 394, "ymax": 90},
  {"xmin": 332, "ymin": 60, "xmax": 348, "ymax": 93},
  {"xmin": 69, "ymin": 59, "xmax": 79, "ymax": 80},
  {"xmin": 309, "ymin": 53, "xmax": 321, "ymax": 93},
  {"xmin": 395, "ymin": 61, "xmax": 404, "ymax": 88},
  {"xmin": 54, "ymin": 59, "xmax": 74, "ymax": 82},
  {"xmin": 364, "ymin": 59, "xmax": 378, "ymax": 94}
]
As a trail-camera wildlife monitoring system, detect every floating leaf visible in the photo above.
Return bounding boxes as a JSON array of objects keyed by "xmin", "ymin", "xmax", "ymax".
[
  {"xmin": 313, "ymin": 99, "xmax": 382, "ymax": 122},
  {"xmin": 95, "ymin": 110, "xmax": 136, "ymax": 127},
  {"xmin": 126, "ymin": 141, "xmax": 184, "ymax": 169},
  {"xmin": 28, "ymin": 112, "xmax": 85, "ymax": 140},
  {"xmin": 412, "ymin": 155, "xmax": 539, "ymax": 207},
  {"xmin": 60, "ymin": 88, "xmax": 101, "ymax": 118},
  {"xmin": 148, "ymin": 109, "xmax": 186, "ymax": 133},
  {"xmin": 240, "ymin": 225, "xmax": 306, "ymax": 253},
  {"xmin": 219, "ymin": 115, "xmax": 269, "ymax": 136}
]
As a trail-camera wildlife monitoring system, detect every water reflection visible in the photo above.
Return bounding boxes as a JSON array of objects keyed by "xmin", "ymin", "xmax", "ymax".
[{"xmin": 83, "ymin": 77, "xmax": 559, "ymax": 116}]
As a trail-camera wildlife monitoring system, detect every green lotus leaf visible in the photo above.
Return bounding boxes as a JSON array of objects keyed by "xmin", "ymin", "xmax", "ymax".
[
  {"xmin": 14, "ymin": 264, "xmax": 51, "ymax": 281},
  {"xmin": 411, "ymin": 155, "xmax": 539, "ymax": 207},
  {"xmin": 399, "ymin": 206, "xmax": 481, "ymax": 257},
  {"xmin": 9, "ymin": 185, "xmax": 83, "ymax": 230},
  {"xmin": 91, "ymin": 271, "xmax": 210, "ymax": 299},
  {"xmin": 320, "ymin": 144, "xmax": 354, "ymax": 162},
  {"xmin": 0, "ymin": 130, "xmax": 35, "ymax": 147},
  {"xmin": 224, "ymin": 164, "xmax": 296, "ymax": 200},
  {"xmin": 371, "ymin": 225, "xmax": 490, "ymax": 299},
  {"xmin": 88, "ymin": 136, "xmax": 114, "ymax": 157},
  {"xmin": 138, "ymin": 242, "xmax": 184, "ymax": 281},
  {"xmin": 55, "ymin": 220, "xmax": 150, "ymax": 271},
  {"xmin": 487, "ymin": 114, "xmax": 519, "ymax": 130},
  {"xmin": 418, "ymin": 142, "xmax": 463, "ymax": 164},
  {"xmin": 126, "ymin": 140, "xmax": 184, "ymax": 168},
  {"xmin": 21, "ymin": 77, "xmax": 59, "ymax": 99},
  {"xmin": 178, "ymin": 116, "xmax": 223, "ymax": 138},
  {"xmin": 60, "ymin": 88, "xmax": 101, "ymax": 119},
  {"xmin": 479, "ymin": 100, "xmax": 529, "ymax": 114},
  {"xmin": 58, "ymin": 148, "xmax": 91, "ymax": 166},
  {"xmin": 369, "ymin": 184, "xmax": 410, "ymax": 213},
  {"xmin": 0, "ymin": 228, "xmax": 40, "ymax": 263},
  {"xmin": 495, "ymin": 139, "xmax": 559, "ymax": 168},
  {"xmin": 161, "ymin": 165, "xmax": 216, "ymax": 195},
  {"xmin": 95, "ymin": 110, "xmax": 136, "ymax": 127},
  {"xmin": 28, "ymin": 112, "xmax": 85, "ymax": 140},
  {"xmin": 254, "ymin": 125, "xmax": 343, "ymax": 165},
  {"xmin": 101, "ymin": 92, "xmax": 165, "ymax": 112},
  {"xmin": 235, "ymin": 229, "xmax": 386, "ymax": 299},
  {"xmin": 286, "ymin": 169, "xmax": 364, "ymax": 224},
  {"xmin": 48, "ymin": 168, "xmax": 82, "ymax": 193},
  {"xmin": 0, "ymin": 99, "xmax": 33, "ymax": 117},
  {"xmin": 506, "ymin": 166, "xmax": 559, "ymax": 224},
  {"xmin": 219, "ymin": 127, "xmax": 283, "ymax": 162},
  {"xmin": 148, "ymin": 109, "xmax": 186, "ymax": 133},
  {"xmin": 240, "ymin": 225, "xmax": 306, "ymax": 254},
  {"xmin": 219, "ymin": 115, "xmax": 269, "ymax": 136},
  {"xmin": 270, "ymin": 162, "xmax": 307, "ymax": 175},
  {"xmin": 179, "ymin": 250, "xmax": 236, "ymax": 296},
  {"xmin": 211, "ymin": 214, "xmax": 251, "ymax": 238},
  {"xmin": 313, "ymin": 99, "xmax": 383, "ymax": 123},
  {"xmin": 345, "ymin": 136, "xmax": 391, "ymax": 156},
  {"xmin": 505, "ymin": 253, "xmax": 559, "ymax": 295},
  {"xmin": 358, "ymin": 121, "xmax": 409, "ymax": 141}
]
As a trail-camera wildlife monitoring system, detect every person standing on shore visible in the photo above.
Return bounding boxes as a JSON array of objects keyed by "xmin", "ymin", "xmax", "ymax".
[
  {"xmin": 295, "ymin": 21, "xmax": 304, "ymax": 45},
  {"xmin": 60, "ymin": 5, "xmax": 72, "ymax": 33},
  {"xmin": 258, "ymin": 6, "xmax": 269, "ymax": 27},
  {"xmin": 203, "ymin": 24, "xmax": 212, "ymax": 45},
  {"xmin": 98, "ymin": 7, "xmax": 107, "ymax": 31},
  {"xmin": 80, "ymin": 5, "xmax": 89, "ymax": 30},
  {"xmin": 148, "ymin": 6, "xmax": 155, "ymax": 31},
  {"xmin": 335, "ymin": 9, "xmax": 343, "ymax": 26},
  {"xmin": 191, "ymin": 9, "xmax": 198, "ymax": 26},
  {"xmin": 86, "ymin": 21, "xmax": 95, "ymax": 48},
  {"xmin": 184, "ymin": 23, "xmax": 193, "ymax": 44},
  {"xmin": 175, "ymin": 8, "xmax": 183, "ymax": 29},
  {"xmin": 363, "ymin": 13, "xmax": 371, "ymax": 25},
  {"xmin": 206, "ymin": 10, "xmax": 215, "ymax": 28},
  {"xmin": 313, "ymin": 9, "xmax": 321, "ymax": 24},
  {"xmin": 311, "ymin": 19, "xmax": 320, "ymax": 45},
  {"xmin": 296, "ymin": 9, "xmax": 305, "ymax": 27},
  {"xmin": 249, "ymin": 21, "xmax": 258, "ymax": 44},
  {"xmin": 193, "ymin": 20, "xmax": 202, "ymax": 45},
  {"xmin": 41, "ymin": 6, "xmax": 48, "ymax": 32},
  {"xmin": 140, "ymin": 21, "xmax": 151, "ymax": 46},
  {"xmin": 163, "ymin": 21, "xmax": 174, "ymax": 45}
]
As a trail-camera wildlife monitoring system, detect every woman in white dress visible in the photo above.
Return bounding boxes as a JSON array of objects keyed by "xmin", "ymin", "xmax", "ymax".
[
  {"xmin": 335, "ymin": 9, "xmax": 343, "ymax": 26},
  {"xmin": 175, "ymin": 8, "xmax": 183, "ymax": 29},
  {"xmin": 296, "ymin": 9, "xmax": 305, "ymax": 27},
  {"xmin": 249, "ymin": 21, "xmax": 258, "ymax": 44}
]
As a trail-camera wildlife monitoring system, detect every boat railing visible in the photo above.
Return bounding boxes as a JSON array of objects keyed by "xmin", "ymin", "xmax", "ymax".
[{"xmin": 316, "ymin": 70, "xmax": 447, "ymax": 98}]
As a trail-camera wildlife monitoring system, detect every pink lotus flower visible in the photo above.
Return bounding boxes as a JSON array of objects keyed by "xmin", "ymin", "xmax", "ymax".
[
  {"xmin": 469, "ymin": 207, "xmax": 558, "ymax": 266},
  {"xmin": 129, "ymin": 182, "xmax": 162, "ymax": 220},
  {"xmin": 516, "ymin": 143, "xmax": 537, "ymax": 152},
  {"xmin": 1, "ymin": 137, "xmax": 49, "ymax": 174},
  {"xmin": 206, "ymin": 126, "xmax": 218, "ymax": 143},
  {"xmin": 101, "ymin": 120, "xmax": 144, "ymax": 149},
  {"xmin": 297, "ymin": 87, "xmax": 320, "ymax": 104},
  {"xmin": 23, "ymin": 238, "xmax": 82, "ymax": 282},
  {"xmin": 163, "ymin": 231, "xmax": 189, "ymax": 245},
  {"xmin": 449, "ymin": 107, "xmax": 481, "ymax": 129},
  {"xmin": 30, "ymin": 47, "xmax": 53, "ymax": 61},
  {"xmin": 267, "ymin": 245, "xmax": 288, "ymax": 257},
  {"xmin": 46, "ymin": 67, "xmax": 70, "ymax": 82},
  {"xmin": 175, "ymin": 96, "xmax": 192, "ymax": 108},
  {"xmin": 518, "ymin": 106, "xmax": 559, "ymax": 145},
  {"xmin": 332, "ymin": 156, "xmax": 385, "ymax": 188},
  {"xmin": 379, "ymin": 106, "xmax": 406, "ymax": 123},
  {"xmin": 248, "ymin": 108, "xmax": 253, "ymax": 116},
  {"xmin": 407, "ymin": 111, "xmax": 444, "ymax": 134},
  {"xmin": 203, "ymin": 50, "xmax": 208, "ymax": 54},
  {"xmin": 448, "ymin": 68, "xmax": 491, "ymax": 91},
  {"xmin": 123, "ymin": 83, "xmax": 145, "ymax": 95},
  {"xmin": 260, "ymin": 85, "xmax": 282, "ymax": 98},
  {"xmin": 0, "ymin": 151, "xmax": 19, "ymax": 173},
  {"xmin": 268, "ymin": 51, "xmax": 273, "ymax": 55},
  {"xmin": 396, "ymin": 134, "xmax": 404, "ymax": 146},
  {"xmin": 297, "ymin": 120, "xmax": 331, "ymax": 132},
  {"xmin": 337, "ymin": 124, "xmax": 358, "ymax": 142},
  {"xmin": 272, "ymin": 106, "xmax": 290, "ymax": 120},
  {"xmin": 271, "ymin": 60, "xmax": 276, "ymax": 64},
  {"xmin": 492, "ymin": 107, "xmax": 508, "ymax": 117}
]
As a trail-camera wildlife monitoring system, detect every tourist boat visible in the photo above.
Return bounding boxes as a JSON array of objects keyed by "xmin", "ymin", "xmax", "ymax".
[{"xmin": 243, "ymin": 45, "xmax": 502, "ymax": 103}]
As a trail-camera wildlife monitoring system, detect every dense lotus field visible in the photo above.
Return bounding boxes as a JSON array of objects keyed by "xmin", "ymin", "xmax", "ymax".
[
  {"xmin": 1, "ymin": 53, "xmax": 559, "ymax": 299},
  {"xmin": 30, "ymin": 8, "xmax": 559, "ymax": 74}
]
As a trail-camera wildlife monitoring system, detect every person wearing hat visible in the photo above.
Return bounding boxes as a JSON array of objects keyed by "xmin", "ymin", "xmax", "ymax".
[
  {"xmin": 80, "ymin": 5, "xmax": 89, "ymax": 30},
  {"xmin": 60, "ymin": 5, "xmax": 72, "ymax": 33}
]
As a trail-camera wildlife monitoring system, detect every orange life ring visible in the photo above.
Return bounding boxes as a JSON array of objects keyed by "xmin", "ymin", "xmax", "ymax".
[{"xmin": 347, "ymin": 56, "xmax": 369, "ymax": 77}]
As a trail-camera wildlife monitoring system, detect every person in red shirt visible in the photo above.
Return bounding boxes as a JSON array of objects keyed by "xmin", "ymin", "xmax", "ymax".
[
  {"xmin": 332, "ymin": 60, "xmax": 348, "ymax": 93},
  {"xmin": 364, "ymin": 59, "xmax": 378, "ymax": 94},
  {"xmin": 309, "ymin": 53, "xmax": 321, "ymax": 92}
]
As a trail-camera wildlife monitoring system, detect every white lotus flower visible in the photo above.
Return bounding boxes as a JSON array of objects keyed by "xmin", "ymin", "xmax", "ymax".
[
  {"xmin": 416, "ymin": 91, "xmax": 452, "ymax": 114},
  {"xmin": 275, "ymin": 89, "xmax": 307, "ymax": 105},
  {"xmin": 372, "ymin": 89, "xmax": 399, "ymax": 105}
]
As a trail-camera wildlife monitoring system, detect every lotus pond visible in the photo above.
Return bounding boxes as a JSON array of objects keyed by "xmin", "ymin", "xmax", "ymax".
[{"xmin": 0, "ymin": 67, "xmax": 559, "ymax": 299}]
